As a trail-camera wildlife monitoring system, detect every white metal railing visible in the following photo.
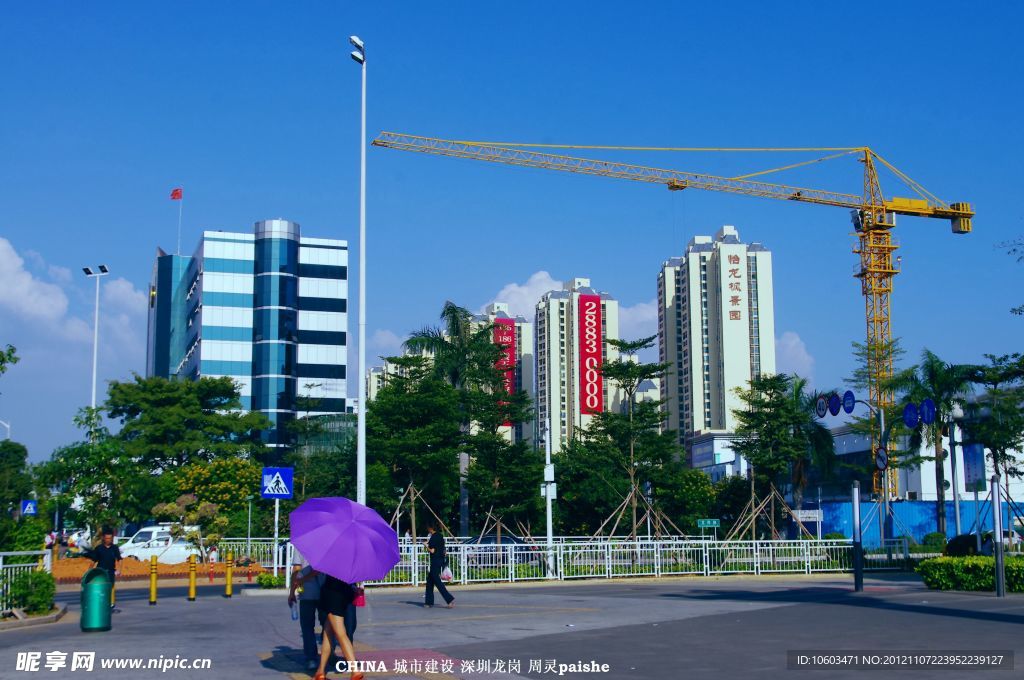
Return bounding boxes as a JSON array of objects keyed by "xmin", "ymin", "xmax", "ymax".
[
  {"xmin": 0, "ymin": 551, "xmax": 52, "ymax": 611},
  {"xmin": 234, "ymin": 536, "xmax": 906, "ymax": 581},
  {"xmin": 345, "ymin": 539, "xmax": 899, "ymax": 586}
]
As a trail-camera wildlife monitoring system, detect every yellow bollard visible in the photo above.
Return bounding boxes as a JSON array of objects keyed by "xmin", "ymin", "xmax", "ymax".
[
  {"xmin": 149, "ymin": 555, "xmax": 158, "ymax": 606},
  {"xmin": 224, "ymin": 551, "xmax": 233, "ymax": 598},
  {"xmin": 187, "ymin": 555, "xmax": 197, "ymax": 602}
]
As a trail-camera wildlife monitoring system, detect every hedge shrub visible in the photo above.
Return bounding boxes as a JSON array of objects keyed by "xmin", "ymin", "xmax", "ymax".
[
  {"xmin": 917, "ymin": 556, "xmax": 1024, "ymax": 592},
  {"xmin": 922, "ymin": 532, "xmax": 947, "ymax": 549},
  {"xmin": 822, "ymin": 533, "xmax": 846, "ymax": 540},
  {"xmin": 256, "ymin": 573, "xmax": 286, "ymax": 589},
  {"xmin": 8, "ymin": 570, "xmax": 56, "ymax": 614}
]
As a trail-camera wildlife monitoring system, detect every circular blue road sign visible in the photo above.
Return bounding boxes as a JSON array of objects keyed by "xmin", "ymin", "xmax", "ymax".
[
  {"xmin": 828, "ymin": 393, "xmax": 842, "ymax": 417},
  {"xmin": 815, "ymin": 395, "xmax": 828, "ymax": 419},
  {"xmin": 920, "ymin": 398, "xmax": 937, "ymax": 425},
  {"xmin": 903, "ymin": 403, "xmax": 920, "ymax": 429},
  {"xmin": 842, "ymin": 390, "xmax": 856, "ymax": 415}
]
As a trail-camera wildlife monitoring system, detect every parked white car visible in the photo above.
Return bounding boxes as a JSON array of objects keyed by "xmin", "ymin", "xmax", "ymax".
[{"xmin": 119, "ymin": 526, "xmax": 202, "ymax": 564}]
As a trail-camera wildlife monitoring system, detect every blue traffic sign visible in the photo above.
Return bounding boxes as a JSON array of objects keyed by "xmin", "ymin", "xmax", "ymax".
[
  {"xmin": 842, "ymin": 390, "xmax": 856, "ymax": 415},
  {"xmin": 920, "ymin": 398, "xmax": 937, "ymax": 425},
  {"xmin": 20, "ymin": 500, "xmax": 38, "ymax": 516},
  {"xmin": 261, "ymin": 467, "xmax": 294, "ymax": 499},
  {"xmin": 902, "ymin": 403, "xmax": 920, "ymax": 429},
  {"xmin": 828, "ymin": 393, "xmax": 842, "ymax": 417}
]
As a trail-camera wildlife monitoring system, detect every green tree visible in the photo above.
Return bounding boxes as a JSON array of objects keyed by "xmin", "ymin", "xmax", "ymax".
[
  {"xmin": 151, "ymin": 494, "xmax": 227, "ymax": 561},
  {"xmin": 0, "ymin": 440, "xmax": 33, "ymax": 511},
  {"xmin": 177, "ymin": 458, "xmax": 262, "ymax": 516},
  {"xmin": 555, "ymin": 437, "xmax": 630, "ymax": 535},
  {"xmin": 404, "ymin": 302, "xmax": 509, "ymax": 534},
  {"xmin": 1001, "ymin": 237, "xmax": 1024, "ymax": 316},
  {"xmin": 651, "ymin": 465, "xmax": 716, "ymax": 534},
  {"xmin": 887, "ymin": 349, "xmax": 974, "ymax": 534},
  {"xmin": 106, "ymin": 375, "xmax": 269, "ymax": 471},
  {"xmin": 732, "ymin": 373, "xmax": 835, "ymax": 510},
  {"xmin": 286, "ymin": 384, "xmax": 327, "ymax": 499},
  {"xmin": 963, "ymin": 353, "xmax": 1024, "ymax": 503},
  {"xmin": 38, "ymin": 409, "xmax": 165, "ymax": 531},
  {"xmin": 594, "ymin": 335, "xmax": 673, "ymax": 539},
  {"xmin": 0, "ymin": 344, "xmax": 17, "ymax": 376},
  {"xmin": 366, "ymin": 365, "xmax": 463, "ymax": 531}
]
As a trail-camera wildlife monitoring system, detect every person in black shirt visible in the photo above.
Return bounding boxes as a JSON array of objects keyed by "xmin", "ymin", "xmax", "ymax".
[
  {"xmin": 423, "ymin": 522, "xmax": 454, "ymax": 608},
  {"xmin": 90, "ymin": 527, "xmax": 122, "ymax": 587}
]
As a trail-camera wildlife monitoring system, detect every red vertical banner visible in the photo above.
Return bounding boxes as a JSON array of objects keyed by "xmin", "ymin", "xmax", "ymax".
[
  {"xmin": 578, "ymin": 294, "xmax": 604, "ymax": 415},
  {"xmin": 493, "ymin": 318, "xmax": 517, "ymax": 426}
]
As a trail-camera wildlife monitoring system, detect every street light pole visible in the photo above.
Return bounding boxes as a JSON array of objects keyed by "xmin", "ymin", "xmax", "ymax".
[
  {"xmin": 350, "ymin": 35, "xmax": 367, "ymax": 507},
  {"xmin": 0, "ymin": 419, "xmax": 10, "ymax": 440},
  {"xmin": 82, "ymin": 265, "xmax": 110, "ymax": 411}
]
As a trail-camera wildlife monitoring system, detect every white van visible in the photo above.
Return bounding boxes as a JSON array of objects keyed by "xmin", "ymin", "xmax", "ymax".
[{"xmin": 119, "ymin": 525, "xmax": 202, "ymax": 564}]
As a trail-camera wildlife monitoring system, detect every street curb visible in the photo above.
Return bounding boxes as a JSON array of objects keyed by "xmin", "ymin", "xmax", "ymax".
[
  {"xmin": 0, "ymin": 603, "xmax": 68, "ymax": 631},
  {"xmin": 241, "ymin": 588, "xmax": 288, "ymax": 597}
]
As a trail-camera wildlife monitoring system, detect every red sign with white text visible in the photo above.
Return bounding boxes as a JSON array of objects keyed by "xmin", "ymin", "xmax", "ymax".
[
  {"xmin": 493, "ymin": 318, "xmax": 517, "ymax": 426},
  {"xmin": 578, "ymin": 294, "xmax": 603, "ymax": 415}
]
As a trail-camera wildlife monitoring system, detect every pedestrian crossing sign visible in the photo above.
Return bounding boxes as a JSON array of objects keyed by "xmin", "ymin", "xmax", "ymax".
[
  {"xmin": 21, "ymin": 500, "xmax": 38, "ymax": 516},
  {"xmin": 261, "ymin": 467, "xmax": 294, "ymax": 499}
]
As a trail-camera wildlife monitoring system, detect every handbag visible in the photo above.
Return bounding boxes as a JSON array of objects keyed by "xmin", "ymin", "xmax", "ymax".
[
  {"xmin": 353, "ymin": 585, "xmax": 366, "ymax": 607},
  {"xmin": 440, "ymin": 566, "xmax": 453, "ymax": 582}
]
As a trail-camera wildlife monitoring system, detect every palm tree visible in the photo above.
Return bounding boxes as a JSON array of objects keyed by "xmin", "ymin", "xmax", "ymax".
[
  {"xmin": 887, "ymin": 349, "xmax": 974, "ymax": 534},
  {"xmin": 404, "ymin": 301, "xmax": 503, "ymax": 535}
]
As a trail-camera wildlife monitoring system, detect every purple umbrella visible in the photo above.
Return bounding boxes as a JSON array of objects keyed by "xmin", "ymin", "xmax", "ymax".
[{"xmin": 289, "ymin": 497, "xmax": 400, "ymax": 583}]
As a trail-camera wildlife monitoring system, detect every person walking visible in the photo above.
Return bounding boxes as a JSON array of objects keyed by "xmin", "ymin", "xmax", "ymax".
[
  {"xmin": 288, "ymin": 552, "xmax": 327, "ymax": 671},
  {"xmin": 423, "ymin": 522, "xmax": 454, "ymax": 609},
  {"xmin": 313, "ymin": 575, "xmax": 362, "ymax": 680},
  {"xmin": 88, "ymin": 527, "xmax": 121, "ymax": 610}
]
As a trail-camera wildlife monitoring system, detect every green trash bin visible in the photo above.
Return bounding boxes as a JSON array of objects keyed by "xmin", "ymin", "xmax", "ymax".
[{"xmin": 80, "ymin": 568, "xmax": 112, "ymax": 632}]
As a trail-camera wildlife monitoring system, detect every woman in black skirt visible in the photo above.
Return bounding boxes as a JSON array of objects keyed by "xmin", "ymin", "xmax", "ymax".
[{"xmin": 314, "ymin": 575, "xmax": 362, "ymax": 680}]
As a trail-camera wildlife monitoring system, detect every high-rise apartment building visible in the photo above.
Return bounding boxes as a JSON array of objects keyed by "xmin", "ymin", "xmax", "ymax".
[
  {"xmin": 535, "ymin": 277, "xmax": 621, "ymax": 454},
  {"xmin": 472, "ymin": 302, "xmax": 534, "ymax": 445},
  {"xmin": 146, "ymin": 219, "xmax": 348, "ymax": 450},
  {"xmin": 657, "ymin": 226, "xmax": 775, "ymax": 471}
]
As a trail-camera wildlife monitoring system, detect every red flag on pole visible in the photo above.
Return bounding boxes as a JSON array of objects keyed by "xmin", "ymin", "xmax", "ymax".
[{"xmin": 170, "ymin": 188, "xmax": 183, "ymax": 200}]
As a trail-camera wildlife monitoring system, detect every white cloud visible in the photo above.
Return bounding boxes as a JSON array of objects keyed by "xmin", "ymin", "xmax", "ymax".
[
  {"xmin": 482, "ymin": 271, "xmax": 561, "ymax": 319},
  {"xmin": 0, "ymin": 238, "xmax": 72, "ymax": 325},
  {"xmin": 619, "ymin": 299, "xmax": 658, "ymax": 342},
  {"xmin": 776, "ymin": 331, "xmax": 815, "ymax": 385},
  {"xmin": 369, "ymin": 329, "xmax": 404, "ymax": 358},
  {"xmin": 104, "ymin": 277, "xmax": 147, "ymax": 312}
]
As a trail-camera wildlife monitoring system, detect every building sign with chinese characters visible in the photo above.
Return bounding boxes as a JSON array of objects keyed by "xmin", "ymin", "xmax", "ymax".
[
  {"xmin": 726, "ymin": 253, "xmax": 745, "ymax": 321},
  {"xmin": 493, "ymin": 317, "xmax": 517, "ymax": 426},
  {"xmin": 578, "ymin": 294, "xmax": 604, "ymax": 415}
]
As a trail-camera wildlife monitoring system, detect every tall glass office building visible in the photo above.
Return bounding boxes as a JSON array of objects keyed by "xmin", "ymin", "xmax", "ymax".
[{"xmin": 146, "ymin": 219, "xmax": 348, "ymax": 450}]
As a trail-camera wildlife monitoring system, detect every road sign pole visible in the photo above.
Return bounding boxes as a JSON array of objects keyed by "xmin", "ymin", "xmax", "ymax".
[
  {"xmin": 273, "ymin": 498, "xmax": 280, "ymax": 577},
  {"xmin": 974, "ymin": 489, "xmax": 982, "ymax": 554},
  {"xmin": 852, "ymin": 481, "xmax": 863, "ymax": 592}
]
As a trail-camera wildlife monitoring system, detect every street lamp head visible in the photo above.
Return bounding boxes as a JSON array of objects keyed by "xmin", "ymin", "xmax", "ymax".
[
  {"xmin": 98, "ymin": 264, "xmax": 109, "ymax": 274},
  {"xmin": 82, "ymin": 267, "xmax": 94, "ymax": 276},
  {"xmin": 350, "ymin": 50, "xmax": 365, "ymax": 65},
  {"xmin": 349, "ymin": 35, "xmax": 364, "ymax": 51}
]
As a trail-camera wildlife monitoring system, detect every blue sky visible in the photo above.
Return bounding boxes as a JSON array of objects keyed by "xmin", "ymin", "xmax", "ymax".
[{"xmin": 1, "ymin": 2, "xmax": 1021, "ymax": 461}]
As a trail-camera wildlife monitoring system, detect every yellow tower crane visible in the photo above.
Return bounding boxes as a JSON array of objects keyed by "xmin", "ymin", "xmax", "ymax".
[{"xmin": 372, "ymin": 132, "xmax": 974, "ymax": 494}]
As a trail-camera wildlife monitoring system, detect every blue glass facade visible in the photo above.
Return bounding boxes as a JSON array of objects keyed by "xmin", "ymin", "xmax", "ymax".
[{"xmin": 146, "ymin": 220, "xmax": 349, "ymax": 452}]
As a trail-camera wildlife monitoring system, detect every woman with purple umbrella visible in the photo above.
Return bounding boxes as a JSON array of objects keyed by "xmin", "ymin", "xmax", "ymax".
[
  {"xmin": 290, "ymin": 497, "xmax": 400, "ymax": 680},
  {"xmin": 313, "ymin": 575, "xmax": 361, "ymax": 680}
]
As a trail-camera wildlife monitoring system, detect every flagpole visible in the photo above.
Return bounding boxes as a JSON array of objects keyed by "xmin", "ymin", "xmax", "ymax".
[{"xmin": 176, "ymin": 189, "xmax": 184, "ymax": 256}]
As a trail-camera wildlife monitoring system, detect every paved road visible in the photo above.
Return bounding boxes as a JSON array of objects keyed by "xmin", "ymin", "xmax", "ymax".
[{"xmin": 1, "ymin": 574, "xmax": 1021, "ymax": 679}]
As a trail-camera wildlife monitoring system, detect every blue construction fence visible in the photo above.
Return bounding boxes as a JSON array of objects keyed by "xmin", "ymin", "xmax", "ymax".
[{"xmin": 794, "ymin": 500, "xmax": 1018, "ymax": 549}]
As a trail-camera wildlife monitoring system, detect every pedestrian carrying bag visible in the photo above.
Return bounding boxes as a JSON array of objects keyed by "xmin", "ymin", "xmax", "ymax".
[
  {"xmin": 353, "ymin": 585, "xmax": 366, "ymax": 607},
  {"xmin": 440, "ymin": 566, "xmax": 453, "ymax": 582}
]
